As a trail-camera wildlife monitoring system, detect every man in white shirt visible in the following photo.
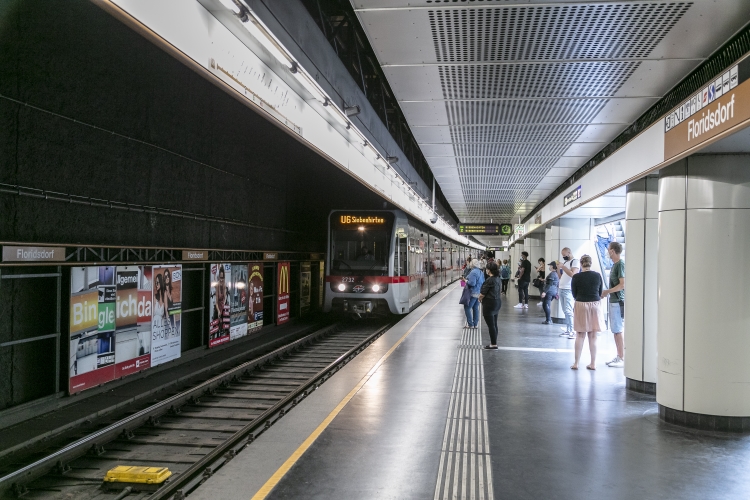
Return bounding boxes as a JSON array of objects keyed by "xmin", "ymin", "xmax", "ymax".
[{"xmin": 557, "ymin": 248, "xmax": 579, "ymax": 339}]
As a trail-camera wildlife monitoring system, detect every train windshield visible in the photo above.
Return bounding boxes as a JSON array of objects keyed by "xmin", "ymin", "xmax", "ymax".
[{"xmin": 330, "ymin": 213, "xmax": 393, "ymax": 276}]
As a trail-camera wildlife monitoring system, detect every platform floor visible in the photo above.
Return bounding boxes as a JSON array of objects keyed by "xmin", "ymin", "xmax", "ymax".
[{"xmin": 194, "ymin": 286, "xmax": 750, "ymax": 500}]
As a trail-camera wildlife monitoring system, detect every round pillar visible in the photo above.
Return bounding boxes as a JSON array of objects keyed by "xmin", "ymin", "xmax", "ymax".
[
  {"xmin": 657, "ymin": 155, "xmax": 750, "ymax": 430},
  {"xmin": 624, "ymin": 177, "xmax": 658, "ymax": 394}
]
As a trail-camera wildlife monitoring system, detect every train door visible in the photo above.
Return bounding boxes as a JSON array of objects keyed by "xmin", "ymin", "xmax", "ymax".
[
  {"xmin": 395, "ymin": 225, "xmax": 408, "ymax": 310},
  {"xmin": 428, "ymin": 234, "xmax": 438, "ymax": 293},
  {"xmin": 440, "ymin": 239, "xmax": 448, "ymax": 286}
]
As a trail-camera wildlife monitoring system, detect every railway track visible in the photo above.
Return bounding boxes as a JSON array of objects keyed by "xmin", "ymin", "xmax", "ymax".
[{"xmin": 1, "ymin": 321, "xmax": 392, "ymax": 500}]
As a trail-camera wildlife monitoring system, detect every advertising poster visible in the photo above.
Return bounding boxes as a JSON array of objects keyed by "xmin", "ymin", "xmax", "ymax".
[
  {"xmin": 300, "ymin": 262, "xmax": 311, "ymax": 317},
  {"xmin": 209, "ymin": 263, "xmax": 231, "ymax": 347},
  {"xmin": 248, "ymin": 262, "xmax": 264, "ymax": 334},
  {"xmin": 230, "ymin": 264, "xmax": 249, "ymax": 341},
  {"xmin": 277, "ymin": 262, "xmax": 291, "ymax": 325},
  {"xmin": 151, "ymin": 265, "xmax": 182, "ymax": 366},
  {"xmin": 114, "ymin": 266, "xmax": 152, "ymax": 378},
  {"xmin": 69, "ymin": 266, "xmax": 116, "ymax": 393}
]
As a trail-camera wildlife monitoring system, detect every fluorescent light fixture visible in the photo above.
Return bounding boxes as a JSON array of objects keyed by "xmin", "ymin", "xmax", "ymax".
[
  {"xmin": 295, "ymin": 71, "xmax": 328, "ymax": 103},
  {"xmin": 219, "ymin": 0, "xmax": 241, "ymax": 15},
  {"xmin": 225, "ymin": 1, "xmax": 296, "ymax": 70}
]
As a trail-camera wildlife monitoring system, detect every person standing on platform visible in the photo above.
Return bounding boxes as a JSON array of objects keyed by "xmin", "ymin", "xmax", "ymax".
[
  {"xmin": 533, "ymin": 258, "xmax": 546, "ymax": 306},
  {"xmin": 570, "ymin": 255, "xmax": 603, "ymax": 370},
  {"xmin": 479, "ymin": 262, "xmax": 502, "ymax": 349},
  {"xmin": 462, "ymin": 256, "xmax": 473, "ymax": 278},
  {"xmin": 602, "ymin": 241, "xmax": 626, "ymax": 368},
  {"xmin": 541, "ymin": 261, "xmax": 559, "ymax": 325},
  {"xmin": 514, "ymin": 251, "xmax": 531, "ymax": 309},
  {"xmin": 500, "ymin": 259, "xmax": 511, "ymax": 295},
  {"xmin": 557, "ymin": 248, "xmax": 580, "ymax": 339},
  {"xmin": 464, "ymin": 259, "xmax": 485, "ymax": 328}
]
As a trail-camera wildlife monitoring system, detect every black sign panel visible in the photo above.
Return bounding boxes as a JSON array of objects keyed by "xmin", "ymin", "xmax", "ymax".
[
  {"xmin": 563, "ymin": 186, "xmax": 582, "ymax": 207},
  {"xmin": 499, "ymin": 224, "xmax": 512, "ymax": 236},
  {"xmin": 458, "ymin": 224, "xmax": 500, "ymax": 235}
]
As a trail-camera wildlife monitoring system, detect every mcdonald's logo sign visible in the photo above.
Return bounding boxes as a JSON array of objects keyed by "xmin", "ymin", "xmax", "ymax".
[
  {"xmin": 277, "ymin": 262, "xmax": 291, "ymax": 325},
  {"xmin": 278, "ymin": 263, "xmax": 290, "ymax": 294}
]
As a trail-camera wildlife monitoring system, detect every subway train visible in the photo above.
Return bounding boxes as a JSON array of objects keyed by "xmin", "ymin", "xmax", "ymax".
[{"xmin": 323, "ymin": 210, "xmax": 475, "ymax": 316}]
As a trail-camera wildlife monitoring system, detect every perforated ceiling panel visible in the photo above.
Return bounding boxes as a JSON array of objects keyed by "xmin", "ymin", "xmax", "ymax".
[
  {"xmin": 428, "ymin": 4, "xmax": 691, "ymax": 62},
  {"xmin": 354, "ymin": 1, "xmax": 750, "ymax": 229}
]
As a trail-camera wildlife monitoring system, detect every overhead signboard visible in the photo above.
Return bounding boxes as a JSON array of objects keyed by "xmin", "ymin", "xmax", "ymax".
[
  {"xmin": 514, "ymin": 224, "xmax": 525, "ymax": 236},
  {"xmin": 500, "ymin": 224, "xmax": 512, "ymax": 236},
  {"xmin": 458, "ymin": 224, "xmax": 500, "ymax": 235},
  {"xmin": 563, "ymin": 186, "xmax": 582, "ymax": 207},
  {"xmin": 664, "ymin": 59, "xmax": 750, "ymax": 160}
]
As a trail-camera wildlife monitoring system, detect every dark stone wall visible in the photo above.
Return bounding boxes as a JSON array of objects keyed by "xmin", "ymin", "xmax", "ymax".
[
  {"xmin": 0, "ymin": 0, "xmax": 386, "ymax": 409},
  {"xmin": 0, "ymin": 0, "xmax": 384, "ymax": 250}
]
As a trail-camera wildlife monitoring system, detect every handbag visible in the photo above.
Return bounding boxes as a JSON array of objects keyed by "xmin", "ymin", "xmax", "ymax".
[
  {"xmin": 459, "ymin": 285, "xmax": 472, "ymax": 306},
  {"xmin": 532, "ymin": 278, "xmax": 543, "ymax": 288}
]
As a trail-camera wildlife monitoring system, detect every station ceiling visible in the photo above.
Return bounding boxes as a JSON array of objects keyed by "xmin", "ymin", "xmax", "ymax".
[{"xmin": 352, "ymin": 0, "xmax": 750, "ymax": 230}]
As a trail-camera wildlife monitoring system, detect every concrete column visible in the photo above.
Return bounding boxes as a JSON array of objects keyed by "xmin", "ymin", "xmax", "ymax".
[
  {"xmin": 524, "ymin": 234, "xmax": 545, "ymax": 298},
  {"xmin": 624, "ymin": 177, "xmax": 658, "ymax": 394},
  {"xmin": 657, "ymin": 155, "xmax": 750, "ymax": 430},
  {"xmin": 545, "ymin": 218, "xmax": 597, "ymax": 322}
]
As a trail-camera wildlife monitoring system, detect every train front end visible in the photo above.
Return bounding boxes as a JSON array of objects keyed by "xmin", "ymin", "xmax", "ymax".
[{"xmin": 324, "ymin": 211, "xmax": 400, "ymax": 316}]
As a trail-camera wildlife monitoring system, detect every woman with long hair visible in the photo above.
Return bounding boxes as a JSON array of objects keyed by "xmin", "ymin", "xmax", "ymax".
[
  {"xmin": 153, "ymin": 273, "xmax": 165, "ymax": 329},
  {"xmin": 570, "ymin": 255, "xmax": 603, "ymax": 370},
  {"xmin": 163, "ymin": 269, "xmax": 175, "ymax": 329}
]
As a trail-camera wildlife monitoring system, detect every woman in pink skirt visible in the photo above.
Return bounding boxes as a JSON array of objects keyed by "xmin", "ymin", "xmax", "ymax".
[{"xmin": 570, "ymin": 255, "xmax": 603, "ymax": 370}]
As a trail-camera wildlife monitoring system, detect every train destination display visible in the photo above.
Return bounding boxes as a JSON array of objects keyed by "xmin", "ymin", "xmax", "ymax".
[{"xmin": 458, "ymin": 224, "xmax": 503, "ymax": 235}]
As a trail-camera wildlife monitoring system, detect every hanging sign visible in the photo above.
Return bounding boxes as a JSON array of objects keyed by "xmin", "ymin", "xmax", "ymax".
[
  {"xmin": 277, "ymin": 262, "xmax": 291, "ymax": 325},
  {"xmin": 458, "ymin": 224, "xmax": 500, "ymax": 235},
  {"xmin": 563, "ymin": 186, "xmax": 582, "ymax": 206},
  {"xmin": 515, "ymin": 224, "xmax": 525, "ymax": 236}
]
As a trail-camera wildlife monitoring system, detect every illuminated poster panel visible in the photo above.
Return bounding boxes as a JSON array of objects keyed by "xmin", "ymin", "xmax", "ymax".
[
  {"xmin": 69, "ymin": 266, "xmax": 116, "ymax": 393},
  {"xmin": 277, "ymin": 262, "xmax": 291, "ymax": 325},
  {"xmin": 114, "ymin": 266, "xmax": 152, "ymax": 378},
  {"xmin": 151, "ymin": 265, "xmax": 182, "ymax": 366},
  {"xmin": 209, "ymin": 263, "xmax": 231, "ymax": 348},
  {"xmin": 230, "ymin": 264, "xmax": 249, "ymax": 341},
  {"xmin": 248, "ymin": 262, "xmax": 264, "ymax": 334}
]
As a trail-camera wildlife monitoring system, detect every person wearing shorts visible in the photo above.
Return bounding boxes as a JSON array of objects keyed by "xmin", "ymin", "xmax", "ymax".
[{"xmin": 602, "ymin": 241, "xmax": 625, "ymax": 368}]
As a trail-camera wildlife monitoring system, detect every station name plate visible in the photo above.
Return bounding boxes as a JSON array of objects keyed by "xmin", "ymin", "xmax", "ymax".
[
  {"xmin": 2, "ymin": 246, "xmax": 65, "ymax": 262},
  {"xmin": 181, "ymin": 250, "xmax": 207, "ymax": 260}
]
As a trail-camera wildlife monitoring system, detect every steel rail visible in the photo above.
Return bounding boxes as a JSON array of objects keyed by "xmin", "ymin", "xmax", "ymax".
[
  {"xmin": 0, "ymin": 322, "xmax": 346, "ymax": 497},
  {"xmin": 148, "ymin": 322, "xmax": 394, "ymax": 500}
]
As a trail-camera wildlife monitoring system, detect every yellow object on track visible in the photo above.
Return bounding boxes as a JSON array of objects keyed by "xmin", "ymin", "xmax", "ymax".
[{"xmin": 103, "ymin": 466, "xmax": 172, "ymax": 485}]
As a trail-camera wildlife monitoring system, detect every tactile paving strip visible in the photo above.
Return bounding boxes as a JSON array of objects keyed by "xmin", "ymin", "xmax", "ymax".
[{"xmin": 434, "ymin": 327, "xmax": 494, "ymax": 500}]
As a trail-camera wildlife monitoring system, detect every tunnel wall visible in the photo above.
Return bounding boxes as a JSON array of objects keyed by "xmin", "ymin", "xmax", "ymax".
[{"xmin": 0, "ymin": 0, "xmax": 386, "ymax": 410}]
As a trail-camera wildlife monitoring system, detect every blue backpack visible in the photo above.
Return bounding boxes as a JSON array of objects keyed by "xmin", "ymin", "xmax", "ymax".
[{"xmin": 500, "ymin": 265, "xmax": 510, "ymax": 279}]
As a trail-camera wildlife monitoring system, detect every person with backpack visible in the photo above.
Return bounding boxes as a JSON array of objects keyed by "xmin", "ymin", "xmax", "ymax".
[{"xmin": 500, "ymin": 259, "xmax": 511, "ymax": 295}]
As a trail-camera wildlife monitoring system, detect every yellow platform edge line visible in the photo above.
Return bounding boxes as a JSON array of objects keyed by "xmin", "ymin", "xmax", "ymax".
[{"xmin": 250, "ymin": 285, "xmax": 457, "ymax": 500}]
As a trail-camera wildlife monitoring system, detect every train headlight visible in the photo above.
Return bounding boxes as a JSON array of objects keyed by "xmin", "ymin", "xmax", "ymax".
[
  {"xmin": 338, "ymin": 283, "xmax": 346, "ymax": 291},
  {"xmin": 371, "ymin": 284, "xmax": 380, "ymax": 292}
]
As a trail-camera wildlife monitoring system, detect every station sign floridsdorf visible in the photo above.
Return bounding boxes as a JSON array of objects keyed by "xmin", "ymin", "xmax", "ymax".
[{"xmin": 664, "ymin": 59, "xmax": 750, "ymax": 160}]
